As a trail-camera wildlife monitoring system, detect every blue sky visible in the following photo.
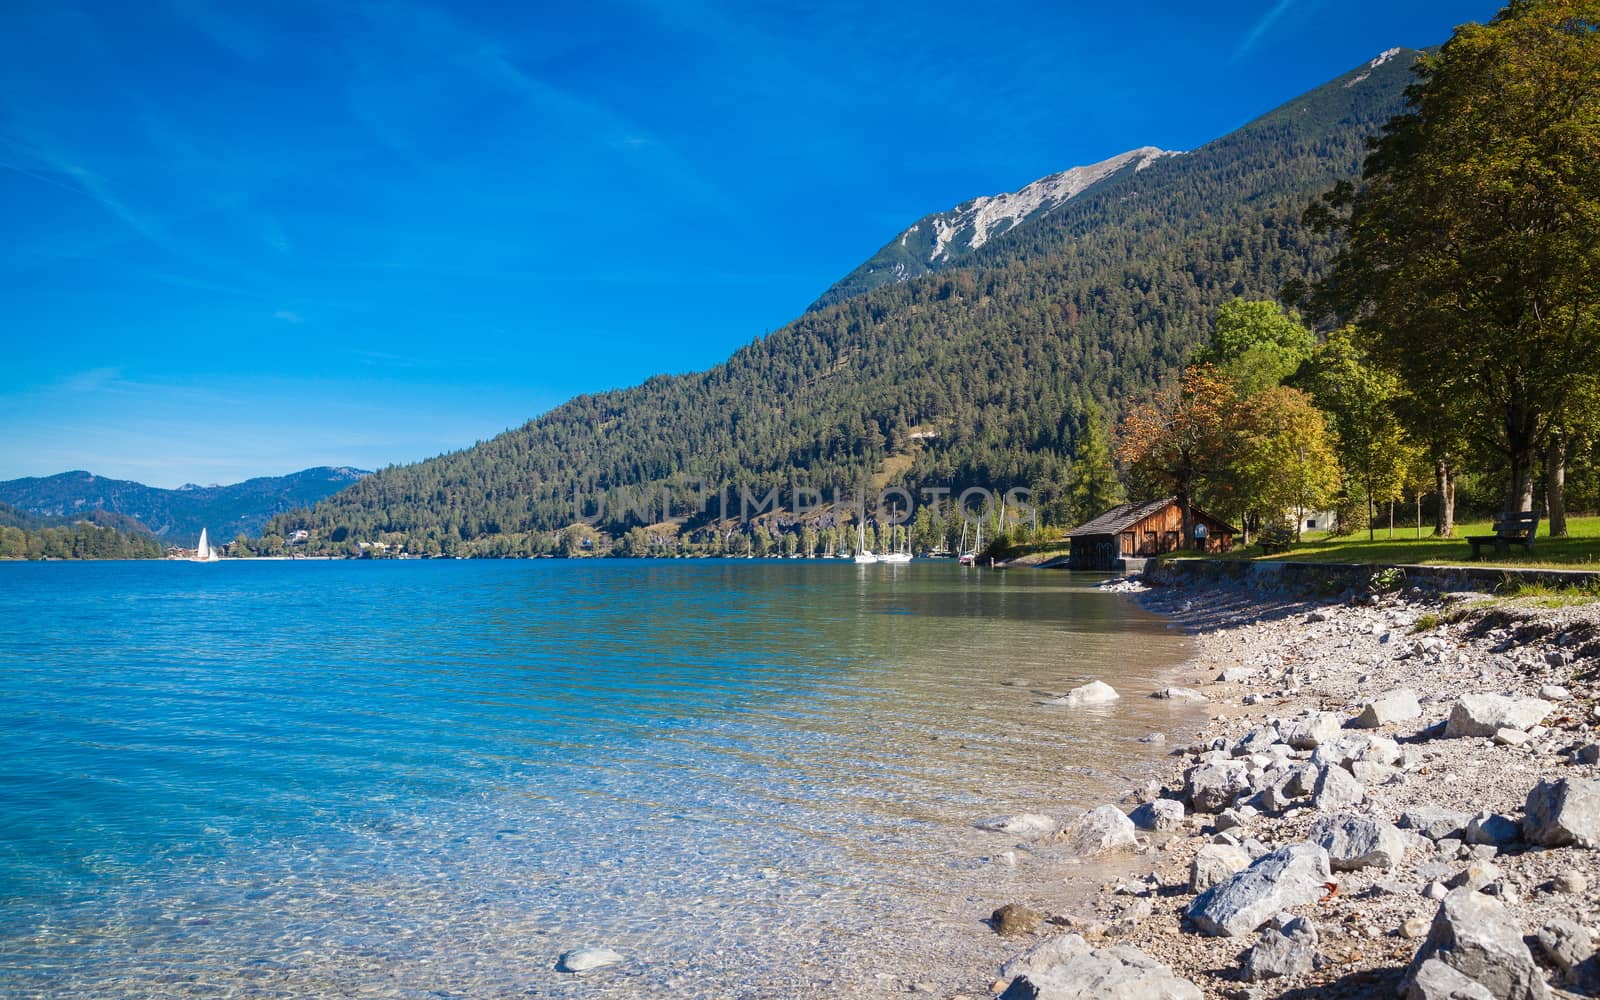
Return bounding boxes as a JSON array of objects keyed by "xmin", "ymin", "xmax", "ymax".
[{"xmin": 1, "ymin": 0, "xmax": 1501, "ymax": 487}]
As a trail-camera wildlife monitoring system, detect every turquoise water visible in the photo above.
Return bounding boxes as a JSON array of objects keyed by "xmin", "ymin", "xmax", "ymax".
[{"xmin": 0, "ymin": 560, "xmax": 1192, "ymax": 997}]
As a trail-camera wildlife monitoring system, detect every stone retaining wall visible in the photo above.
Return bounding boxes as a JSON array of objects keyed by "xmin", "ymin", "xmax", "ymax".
[{"xmin": 1141, "ymin": 558, "xmax": 1600, "ymax": 594}]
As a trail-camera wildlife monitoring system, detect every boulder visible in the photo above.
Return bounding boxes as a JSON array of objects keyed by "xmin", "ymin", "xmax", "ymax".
[
  {"xmin": 1463, "ymin": 811, "xmax": 1521, "ymax": 847},
  {"xmin": 1443, "ymin": 695, "xmax": 1552, "ymax": 738},
  {"xmin": 1185, "ymin": 843, "xmax": 1332, "ymax": 938},
  {"xmin": 1129, "ymin": 799, "xmax": 1185, "ymax": 832},
  {"xmin": 1190, "ymin": 843, "xmax": 1252, "ymax": 893},
  {"xmin": 1218, "ymin": 667, "xmax": 1254, "ymax": 683},
  {"xmin": 999, "ymin": 945, "xmax": 1202, "ymax": 1000},
  {"xmin": 1539, "ymin": 684, "xmax": 1571, "ymax": 702},
  {"xmin": 1445, "ymin": 861, "xmax": 1501, "ymax": 892},
  {"xmin": 1000, "ymin": 934, "xmax": 1090, "ymax": 982},
  {"xmin": 1281, "ymin": 712, "xmax": 1344, "ymax": 750},
  {"xmin": 1048, "ymin": 681, "xmax": 1120, "ymax": 707},
  {"xmin": 1184, "ymin": 760, "xmax": 1251, "ymax": 814},
  {"xmin": 1399, "ymin": 806, "xmax": 1472, "ymax": 842},
  {"xmin": 977, "ymin": 814, "xmax": 1060, "ymax": 839},
  {"xmin": 556, "ymin": 947, "xmax": 623, "ymax": 973},
  {"xmin": 1231, "ymin": 725, "xmax": 1281, "ymax": 756},
  {"xmin": 1312, "ymin": 732, "xmax": 1401, "ymax": 769},
  {"xmin": 1242, "ymin": 915, "xmax": 1318, "ymax": 981},
  {"xmin": 1524, "ymin": 778, "xmax": 1600, "ymax": 848},
  {"xmin": 1310, "ymin": 813, "xmax": 1408, "ymax": 871},
  {"xmin": 1402, "ymin": 889, "xmax": 1549, "ymax": 1000},
  {"xmin": 1312, "ymin": 764, "xmax": 1365, "ymax": 811},
  {"xmin": 1057, "ymin": 806, "xmax": 1138, "ymax": 857},
  {"xmin": 1405, "ymin": 958, "xmax": 1495, "ymax": 1000},
  {"xmin": 1151, "ymin": 686, "xmax": 1208, "ymax": 702},
  {"xmin": 1350, "ymin": 760, "xmax": 1401, "ymax": 786},
  {"xmin": 1537, "ymin": 918, "xmax": 1596, "ymax": 987},
  {"xmin": 1353, "ymin": 688, "xmax": 1422, "ymax": 728}
]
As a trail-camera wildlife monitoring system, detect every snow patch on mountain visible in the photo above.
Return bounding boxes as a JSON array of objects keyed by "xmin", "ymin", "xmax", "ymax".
[
  {"xmin": 1370, "ymin": 47, "xmax": 1401, "ymax": 68},
  {"xmin": 920, "ymin": 147, "xmax": 1176, "ymax": 262}
]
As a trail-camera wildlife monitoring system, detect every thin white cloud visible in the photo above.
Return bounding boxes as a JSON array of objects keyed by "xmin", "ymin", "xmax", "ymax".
[
  {"xmin": 273, "ymin": 309, "xmax": 304, "ymax": 324},
  {"xmin": 1235, "ymin": 0, "xmax": 1298, "ymax": 60}
]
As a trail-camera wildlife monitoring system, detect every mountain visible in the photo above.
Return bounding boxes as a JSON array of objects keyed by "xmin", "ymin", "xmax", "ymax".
[
  {"xmin": 0, "ymin": 467, "xmax": 369, "ymax": 545},
  {"xmin": 274, "ymin": 49, "xmax": 1422, "ymax": 556},
  {"xmin": 817, "ymin": 146, "xmax": 1177, "ymax": 307}
]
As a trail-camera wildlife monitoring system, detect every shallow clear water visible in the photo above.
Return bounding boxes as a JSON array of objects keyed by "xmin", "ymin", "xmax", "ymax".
[{"xmin": 0, "ymin": 560, "xmax": 1195, "ymax": 997}]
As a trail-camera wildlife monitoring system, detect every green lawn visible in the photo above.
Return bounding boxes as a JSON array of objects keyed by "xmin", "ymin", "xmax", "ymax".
[{"xmin": 1213, "ymin": 515, "xmax": 1600, "ymax": 568}]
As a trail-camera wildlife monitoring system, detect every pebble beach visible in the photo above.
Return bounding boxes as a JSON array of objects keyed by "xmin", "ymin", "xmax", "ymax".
[{"xmin": 970, "ymin": 568, "xmax": 1600, "ymax": 1000}]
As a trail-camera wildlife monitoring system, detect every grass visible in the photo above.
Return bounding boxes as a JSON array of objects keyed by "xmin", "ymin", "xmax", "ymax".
[
  {"xmin": 1209, "ymin": 514, "xmax": 1600, "ymax": 570},
  {"xmin": 1493, "ymin": 578, "xmax": 1600, "ymax": 608}
]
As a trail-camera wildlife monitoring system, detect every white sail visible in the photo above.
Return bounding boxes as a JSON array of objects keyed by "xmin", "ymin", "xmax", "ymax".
[{"xmin": 195, "ymin": 528, "xmax": 211, "ymax": 561}]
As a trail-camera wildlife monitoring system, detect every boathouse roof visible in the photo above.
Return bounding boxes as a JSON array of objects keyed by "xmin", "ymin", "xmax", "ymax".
[{"xmin": 1065, "ymin": 498, "xmax": 1237, "ymax": 538}]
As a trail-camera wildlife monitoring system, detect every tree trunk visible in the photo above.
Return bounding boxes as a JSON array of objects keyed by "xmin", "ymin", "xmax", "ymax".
[
  {"xmin": 1505, "ymin": 404, "xmax": 1539, "ymax": 512},
  {"xmin": 1433, "ymin": 459, "xmax": 1456, "ymax": 537},
  {"xmin": 1546, "ymin": 437, "xmax": 1568, "ymax": 538}
]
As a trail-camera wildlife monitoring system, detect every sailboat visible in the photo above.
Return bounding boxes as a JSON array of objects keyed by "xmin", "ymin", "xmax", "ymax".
[
  {"xmin": 958, "ymin": 519, "xmax": 981, "ymax": 566},
  {"xmin": 880, "ymin": 504, "xmax": 911, "ymax": 563},
  {"xmin": 193, "ymin": 527, "xmax": 219, "ymax": 562},
  {"xmin": 852, "ymin": 517, "xmax": 878, "ymax": 564}
]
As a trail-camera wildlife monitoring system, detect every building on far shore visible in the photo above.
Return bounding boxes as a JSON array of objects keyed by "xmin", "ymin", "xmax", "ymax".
[{"xmin": 1066, "ymin": 497, "xmax": 1236, "ymax": 571}]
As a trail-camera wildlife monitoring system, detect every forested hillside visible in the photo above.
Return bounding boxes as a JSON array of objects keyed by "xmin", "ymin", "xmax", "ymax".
[
  {"xmin": 0, "ymin": 502, "xmax": 165, "ymax": 559},
  {"xmin": 273, "ymin": 50, "xmax": 1421, "ymax": 557}
]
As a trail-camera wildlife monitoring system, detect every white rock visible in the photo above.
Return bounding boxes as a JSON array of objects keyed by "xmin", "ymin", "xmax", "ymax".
[
  {"xmin": 1129, "ymin": 799, "xmax": 1185, "ymax": 832},
  {"xmin": 1311, "ymin": 813, "xmax": 1408, "ymax": 870},
  {"xmin": 1402, "ymin": 889, "xmax": 1549, "ymax": 1000},
  {"xmin": 1281, "ymin": 712, "xmax": 1344, "ymax": 750},
  {"xmin": 1524, "ymin": 778, "xmax": 1600, "ymax": 848},
  {"xmin": 1190, "ymin": 843, "xmax": 1252, "ymax": 893},
  {"xmin": 1399, "ymin": 807, "xmax": 1471, "ymax": 842},
  {"xmin": 557, "ymin": 947, "xmax": 624, "ymax": 973},
  {"xmin": 1313, "ymin": 764, "xmax": 1365, "ymax": 811},
  {"xmin": 1539, "ymin": 684, "xmax": 1571, "ymax": 702},
  {"xmin": 1057, "ymin": 805, "xmax": 1137, "ymax": 857},
  {"xmin": 1405, "ymin": 957, "xmax": 1495, "ymax": 1000},
  {"xmin": 1184, "ymin": 760, "xmax": 1251, "ymax": 814},
  {"xmin": 999, "ymin": 945, "xmax": 1203, "ymax": 1000},
  {"xmin": 977, "ymin": 814, "xmax": 1059, "ymax": 839},
  {"xmin": 1352, "ymin": 687, "xmax": 1422, "ymax": 728},
  {"xmin": 1443, "ymin": 694, "xmax": 1553, "ymax": 738},
  {"xmin": 1047, "ymin": 680, "xmax": 1120, "ymax": 707},
  {"xmin": 1463, "ymin": 811, "xmax": 1521, "ymax": 846},
  {"xmin": 1186, "ymin": 843, "xmax": 1332, "ymax": 938},
  {"xmin": 1242, "ymin": 915, "xmax": 1318, "ymax": 981},
  {"xmin": 1000, "ymin": 934, "xmax": 1090, "ymax": 982}
]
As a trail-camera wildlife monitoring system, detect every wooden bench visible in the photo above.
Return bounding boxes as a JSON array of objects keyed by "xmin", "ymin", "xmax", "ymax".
[
  {"xmin": 1259, "ymin": 524, "xmax": 1294, "ymax": 555},
  {"xmin": 1466, "ymin": 511, "xmax": 1539, "ymax": 558}
]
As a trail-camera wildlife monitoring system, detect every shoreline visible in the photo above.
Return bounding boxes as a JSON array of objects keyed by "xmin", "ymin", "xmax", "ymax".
[{"xmin": 966, "ymin": 569, "xmax": 1600, "ymax": 998}]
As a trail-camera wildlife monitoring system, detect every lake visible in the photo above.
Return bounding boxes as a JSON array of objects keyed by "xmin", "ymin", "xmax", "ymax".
[{"xmin": 0, "ymin": 560, "xmax": 1196, "ymax": 997}]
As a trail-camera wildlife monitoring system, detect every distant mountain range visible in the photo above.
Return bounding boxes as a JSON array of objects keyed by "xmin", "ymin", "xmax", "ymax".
[
  {"xmin": 275, "ymin": 48, "xmax": 1423, "ymax": 555},
  {"xmin": 0, "ymin": 467, "xmax": 369, "ymax": 546}
]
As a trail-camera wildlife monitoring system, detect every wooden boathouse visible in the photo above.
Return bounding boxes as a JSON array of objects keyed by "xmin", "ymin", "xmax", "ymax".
[{"xmin": 1065, "ymin": 497, "xmax": 1236, "ymax": 570}]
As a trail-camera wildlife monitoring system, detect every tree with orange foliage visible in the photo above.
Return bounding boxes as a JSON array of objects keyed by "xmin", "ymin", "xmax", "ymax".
[{"xmin": 1116, "ymin": 365, "xmax": 1242, "ymax": 548}]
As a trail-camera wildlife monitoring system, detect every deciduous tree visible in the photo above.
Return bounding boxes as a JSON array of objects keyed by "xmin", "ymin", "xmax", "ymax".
[{"xmin": 1305, "ymin": 0, "xmax": 1600, "ymax": 511}]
